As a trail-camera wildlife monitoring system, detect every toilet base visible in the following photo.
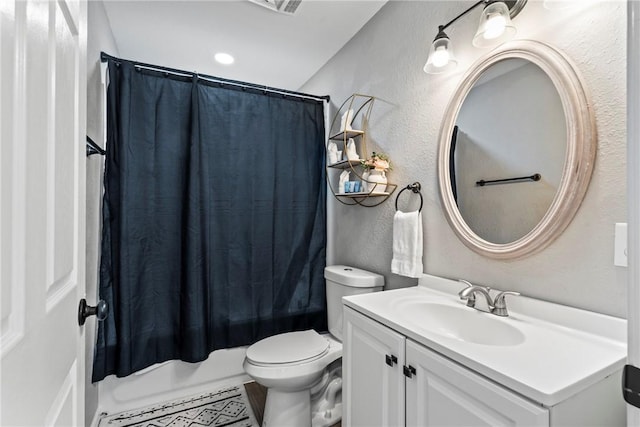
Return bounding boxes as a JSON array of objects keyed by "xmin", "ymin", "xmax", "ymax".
[
  {"xmin": 311, "ymin": 401, "xmax": 342, "ymax": 427},
  {"xmin": 263, "ymin": 388, "xmax": 311, "ymax": 427},
  {"xmin": 310, "ymin": 361, "xmax": 342, "ymax": 427}
]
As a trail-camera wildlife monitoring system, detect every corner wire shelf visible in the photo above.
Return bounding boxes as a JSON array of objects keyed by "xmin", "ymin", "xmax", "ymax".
[{"xmin": 325, "ymin": 94, "xmax": 397, "ymax": 207}]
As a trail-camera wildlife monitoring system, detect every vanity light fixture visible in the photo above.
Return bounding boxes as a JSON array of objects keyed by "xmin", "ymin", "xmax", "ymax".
[
  {"xmin": 423, "ymin": 27, "xmax": 458, "ymax": 74},
  {"xmin": 424, "ymin": 0, "xmax": 526, "ymax": 74}
]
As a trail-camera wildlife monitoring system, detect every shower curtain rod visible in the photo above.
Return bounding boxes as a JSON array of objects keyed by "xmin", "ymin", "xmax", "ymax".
[{"xmin": 100, "ymin": 52, "xmax": 330, "ymax": 103}]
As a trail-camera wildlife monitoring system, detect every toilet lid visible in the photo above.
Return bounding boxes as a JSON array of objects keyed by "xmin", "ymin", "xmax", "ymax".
[{"xmin": 246, "ymin": 330, "xmax": 329, "ymax": 365}]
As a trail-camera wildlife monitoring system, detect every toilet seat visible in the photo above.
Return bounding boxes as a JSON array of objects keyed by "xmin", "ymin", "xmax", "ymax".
[{"xmin": 246, "ymin": 330, "xmax": 329, "ymax": 366}]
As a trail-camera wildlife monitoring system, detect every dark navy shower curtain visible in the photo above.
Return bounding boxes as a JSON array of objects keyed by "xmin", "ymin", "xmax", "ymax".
[{"xmin": 92, "ymin": 60, "xmax": 327, "ymax": 382}]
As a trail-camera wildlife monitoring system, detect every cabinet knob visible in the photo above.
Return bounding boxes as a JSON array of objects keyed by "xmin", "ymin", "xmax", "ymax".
[
  {"xmin": 385, "ymin": 354, "xmax": 398, "ymax": 367},
  {"xmin": 403, "ymin": 365, "xmax": 416, "ymax": 378}
]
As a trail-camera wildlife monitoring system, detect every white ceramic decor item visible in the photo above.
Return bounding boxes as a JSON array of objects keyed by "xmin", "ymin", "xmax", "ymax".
[
  {"xmin": 340, "ymin": 109, "xmax": 354, "ymax": 131},
  {"xmin": 361, "ymin": 169, "xmax": 370, "ymax": 190},
  {"xmin": 367, "ymin": 170, "xmax": 387, "ymax": 193},
  {"xmin": 346, "ymin": 138, "xmax": 359, "ymax": 160},
  {"xmin": 328, "ymin": 142, "xmax": 338, "ymax": 164}
]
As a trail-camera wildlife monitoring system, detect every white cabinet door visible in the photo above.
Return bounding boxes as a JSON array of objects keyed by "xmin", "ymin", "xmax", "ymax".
[
  {"xmin": 405, "ymin": 340, "xmax": 549, "ymax": 427},
  {"xmin": 343, "ymin": 307, "xmax": 405, "ymax": 427},
  {"xmin": 1, "ymin": 0, "xmax": 87, "ymax": 425}
]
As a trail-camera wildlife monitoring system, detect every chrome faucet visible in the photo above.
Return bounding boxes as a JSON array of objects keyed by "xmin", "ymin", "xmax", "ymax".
[
  {"xmin": 458, "ymin": 280, "xmax": 520, "ymax": 317},
  {"xmin": 458, "ymin": 280, "xmax": 494, "ymax": 312}
]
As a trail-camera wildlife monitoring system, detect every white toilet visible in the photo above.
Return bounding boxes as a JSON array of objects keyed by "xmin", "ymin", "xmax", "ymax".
[{"xmin": 243, "ymin": 265, "xmax": 384, "ymax": 427}]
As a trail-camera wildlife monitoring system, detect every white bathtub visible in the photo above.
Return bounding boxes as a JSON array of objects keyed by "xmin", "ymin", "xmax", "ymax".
[{"xmin": 95, "ymin": 346, "xmax": 251, "ymax": 420}]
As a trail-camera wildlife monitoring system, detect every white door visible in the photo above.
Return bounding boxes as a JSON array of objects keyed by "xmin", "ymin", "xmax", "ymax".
[
  {"xmin": 405, "ymin": 340, "xmax": 549, "ymax": 427},
  {"xmin": 1, "ymin": 0, "xmax": 87, "ymax": 425},
  {"xmin": 343, "ymin": 307, "xmax": 405, "ymax": 427},
  {"xmin": 629, "ymin": 1, "xmax": 640, "ymax": 425}
]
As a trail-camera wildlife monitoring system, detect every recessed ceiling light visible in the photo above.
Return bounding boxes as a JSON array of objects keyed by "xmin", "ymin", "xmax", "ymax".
[{"xmin": 214, "ymin": 52, "xmax": 235, "ymax": 65}]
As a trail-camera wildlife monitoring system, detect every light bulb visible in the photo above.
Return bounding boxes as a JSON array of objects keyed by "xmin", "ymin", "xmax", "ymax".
[
  {"xmin": 424, "ymin": 29, "xmax": 457, "ymax": 74},
  {"xmin": 482, "ymin": 14, "xmax": 507, "ymax": 40},
  {"xmin": 431, "ymin": 46, "xmax": 450, "ymax": 68},
  {"xmin": 214, "ymin": 52, "xmax": 235, "ymax": 65},
  {"xmin": 472, "ymin": 1, "xmax": 516, "ymax": 48}
]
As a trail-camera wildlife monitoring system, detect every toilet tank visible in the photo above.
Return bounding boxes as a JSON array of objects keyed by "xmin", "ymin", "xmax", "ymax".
[{"xmin": 325, "ymin": 265, "xmax": 384, "ymax": 341}]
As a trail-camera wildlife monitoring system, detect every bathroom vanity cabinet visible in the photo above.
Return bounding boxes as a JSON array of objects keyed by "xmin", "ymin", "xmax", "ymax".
[
  {"xmin": 342, "ymin": 280, "xmax": 626, "ymax": 427},
  {"xmin": 343, "ymin": 307, "xmax": 547, "ymax": 426}
]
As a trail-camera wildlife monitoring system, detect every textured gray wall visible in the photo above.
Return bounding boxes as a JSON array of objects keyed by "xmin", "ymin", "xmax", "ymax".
[
  {"xmin": 86, "ymin": 2, "xmax": 119, "ymax": 425},
  {"xmin": 302, "ymin": 1, "xmax": 627, "ymax": 317}
]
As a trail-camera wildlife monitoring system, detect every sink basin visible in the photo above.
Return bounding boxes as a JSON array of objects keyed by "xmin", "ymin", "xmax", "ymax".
[{"xmin": 397, "ymin": 302, "xmax": 525, "ymax": 346}]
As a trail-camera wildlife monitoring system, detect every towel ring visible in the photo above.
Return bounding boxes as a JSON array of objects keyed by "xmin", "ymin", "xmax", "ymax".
[{"xmin": 395, "ymin": 182, "xmax": 423, "ymax": 212}]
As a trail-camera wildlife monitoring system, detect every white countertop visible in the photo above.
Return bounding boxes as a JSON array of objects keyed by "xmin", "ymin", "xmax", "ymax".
[{"xmin": 342, "ymin": 274, "xmax": 627, "ymax": 407}]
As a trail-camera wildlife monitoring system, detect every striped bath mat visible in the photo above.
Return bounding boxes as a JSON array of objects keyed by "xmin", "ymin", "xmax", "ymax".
[{"xmin": 99, "ymin": 385, "xmax": 259, "ymax": 427}]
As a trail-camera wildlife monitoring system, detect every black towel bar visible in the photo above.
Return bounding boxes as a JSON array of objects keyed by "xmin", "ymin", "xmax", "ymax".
[{"xmin": 476, "ymin": 173, "xmax": 541, "ymax": 187}]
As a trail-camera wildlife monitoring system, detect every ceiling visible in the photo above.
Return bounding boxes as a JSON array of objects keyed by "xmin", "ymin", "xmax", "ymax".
[{"xmin": 103, "ymin": 0, "xmax": 387, "ymax": 91}]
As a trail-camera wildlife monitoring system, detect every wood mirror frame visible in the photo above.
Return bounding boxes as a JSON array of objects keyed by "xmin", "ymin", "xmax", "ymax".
[{"xmin": 437, "ymin": 40, "xmax": 596, "ymax": 260}]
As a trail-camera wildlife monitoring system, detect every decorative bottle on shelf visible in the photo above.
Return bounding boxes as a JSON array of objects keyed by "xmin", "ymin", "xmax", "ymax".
[
  {"xmin": 339, "ymin": 170, "xmax": 350, "ymax": 194},
  {"xmin": 361, "ymin": 169, "xmax": 370, "ymax": 190},
  {"xmin": 367, "ymin": 170, "xmax": 387, "ymax": 193}
]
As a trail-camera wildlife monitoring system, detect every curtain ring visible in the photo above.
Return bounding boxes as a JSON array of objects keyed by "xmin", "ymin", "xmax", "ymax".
[{"xmin": 395, "ymin": 182, "xmax": 423, "ymax": 212}]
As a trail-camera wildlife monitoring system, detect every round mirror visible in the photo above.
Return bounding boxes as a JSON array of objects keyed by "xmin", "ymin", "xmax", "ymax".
[{"xmin": 438, "ymin": 40, "xmax": 596, "ymax": 259}]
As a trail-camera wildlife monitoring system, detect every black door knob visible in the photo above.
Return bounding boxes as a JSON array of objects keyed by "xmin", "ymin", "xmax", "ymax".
[{"xmin": 78, "ymin": 298, "xmax": 108, "ymax": 326}]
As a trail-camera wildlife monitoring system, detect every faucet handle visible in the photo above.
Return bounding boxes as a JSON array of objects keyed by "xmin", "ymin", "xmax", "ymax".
[
  {"xmin": 457, "ymin": 279, "xmax": 473, "ymax": 291},
  {"xmin": 457, "ymin": 279, "xmax": 490, "ymax": 293},
  {"xmin": 493, "ymin": 291, "xmax": 520, "ymax": 317},
  {"xmin": 457, "ymin": 280, "xmax": 481, "ymax": 307},
  {"xmin": 457, "ymin": 280, "xmax": 476, "ymax": 307}
]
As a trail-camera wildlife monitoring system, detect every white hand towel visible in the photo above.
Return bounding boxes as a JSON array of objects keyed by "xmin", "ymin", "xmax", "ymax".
[{"xmin": 391, "ymin": 211, "xmax": 423, "ymax": 278}]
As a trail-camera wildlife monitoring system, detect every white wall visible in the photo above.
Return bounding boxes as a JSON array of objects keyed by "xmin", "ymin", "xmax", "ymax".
[
  {"xmin": 301, "ymin": 1, "xmax": 627, "ymax": 317},
  {"xmin": 86, "ymin": 2, "xmax": 118, "ymax": 425}
]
